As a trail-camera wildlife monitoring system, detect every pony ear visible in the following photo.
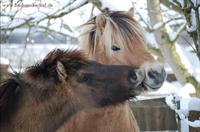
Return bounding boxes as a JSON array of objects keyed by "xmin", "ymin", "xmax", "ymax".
[
  {"xmin": 96, "ymin": 14, "xmax": 106, "ymax": 34},
  {"xmin": 127, "ymin": 7, "xmax": 134, "ymax": 17},
  {"xmin": 56, "ymin": 61, "xmax": 68, "ymax": 81}
]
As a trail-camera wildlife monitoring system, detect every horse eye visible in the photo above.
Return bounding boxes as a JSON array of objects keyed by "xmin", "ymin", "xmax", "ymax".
[
  {"xmin": 79, "ymin": 74, "xmax": 91, "ymax": 82},
  {"xmin": 111, "ymin": 45, "xmax": 120, "ymax": 51}
]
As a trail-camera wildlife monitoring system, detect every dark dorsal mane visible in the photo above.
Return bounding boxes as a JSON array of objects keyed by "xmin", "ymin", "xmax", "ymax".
[
  {"xmin": 26, "ymin": 49, "xmax": 87, "ymax": 81},
  {"xmin": 0, "ymin": 73, "xmax": 21, "ymax": 123},
  {"xmin": 0, "ymin": 49, "xmax": 87, "ymax": 124}
]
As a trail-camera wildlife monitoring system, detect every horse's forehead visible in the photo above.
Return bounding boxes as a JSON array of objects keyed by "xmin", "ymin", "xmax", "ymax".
[{"xmin": 81, "ymin": 12, "xmax": 155, "ymax": 65}]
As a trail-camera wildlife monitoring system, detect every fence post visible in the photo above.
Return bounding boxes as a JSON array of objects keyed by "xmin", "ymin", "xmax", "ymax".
[{"xmin": 130, "ymin": 97, "xmax": 177, "ymax": 131}]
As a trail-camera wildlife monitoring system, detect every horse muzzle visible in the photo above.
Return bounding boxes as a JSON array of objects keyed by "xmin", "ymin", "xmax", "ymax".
[{"xmin": 143, "ymin": 63, "xmax": 166, "ymax": 90}]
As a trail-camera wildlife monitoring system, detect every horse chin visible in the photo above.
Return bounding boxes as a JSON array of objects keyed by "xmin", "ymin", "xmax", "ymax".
[
  {"xmin": 128, "ymin": 85, "xmax": 145, "ymax": 100},
  {"xmin": 98, "ymin": 97, "xmax": 127, "ymax": 107},
  {"xmin": 142, "ymin": 82, "xmax": 161, "ymax": 92}
]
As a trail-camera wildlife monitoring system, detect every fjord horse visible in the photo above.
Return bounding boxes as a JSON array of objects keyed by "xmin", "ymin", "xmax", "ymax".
[
  {"xmin": 61, "ymin": 11, "xmax": 166, "ymax": 132},
  {"xmin": 0, "ymin": 49, "xmax": 146, "ymax": 132}
]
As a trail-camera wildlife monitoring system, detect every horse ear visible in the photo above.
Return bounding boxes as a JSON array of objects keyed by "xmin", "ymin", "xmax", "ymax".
[
  {"xmin": 56, "ymin": 61, "xmax": 67, "ymax": 81},
  {"xmin": 96, "ymin": 14, "xmax": 106, "ymax": 34},
  {"xmin": 127, "ymin": 7, "xmax": 134, "ymax": 17}
]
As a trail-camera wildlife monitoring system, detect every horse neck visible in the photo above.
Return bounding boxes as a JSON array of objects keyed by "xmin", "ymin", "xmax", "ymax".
[
  {"xmin": 33, "ymin": 96, "xmax": 79, "ymax": 132},
  {"xmin": 1, "ymin": 88, "xmax": 80, "ymax": 132}
]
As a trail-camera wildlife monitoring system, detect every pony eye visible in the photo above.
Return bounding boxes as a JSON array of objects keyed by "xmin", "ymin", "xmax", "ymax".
[
  {"xmin": 111, "ymin": 45, "xmax": 120, "ymax": 51},
  {"xmin": 79, "ymin": 74, "xmax": 91, "ymax": 82}
]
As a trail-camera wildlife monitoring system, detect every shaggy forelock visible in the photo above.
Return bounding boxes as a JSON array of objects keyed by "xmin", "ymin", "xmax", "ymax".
[{"xmin": 82, "ymin": 11, "xmax": 146, "ymax": 55}]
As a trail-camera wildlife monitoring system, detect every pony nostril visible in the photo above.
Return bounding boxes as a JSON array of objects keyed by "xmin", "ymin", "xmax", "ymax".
[
  {"xmin": 129, "ymin": 70, "xmax": 137, "ymax": 82},
  {"xmin": 162, "ymin": 68, "xmax": 167, "ymax": 79},
  {"xmin": 148, "ymin": 70, "xmax": 158, "ymax": 80},
  {"xmin": 128, "ymin": 69, "xmax": 144, "ymax": 85},
  {"xmin": 143, "ymin": 66, "xmax": 166, "ymax": 89}
]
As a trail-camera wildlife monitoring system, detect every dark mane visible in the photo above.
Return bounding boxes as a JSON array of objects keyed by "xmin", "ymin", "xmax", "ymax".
[
  {"xmin": 0, "ymin": 73, "xmax": 21, "ymax": 123},
  {"xmin": 0, "ymin": 49, "xmax": 87, "ymax": 124},
  {"xmin": 84, "ymin": 11, "xmax": 145, "ymax": 53},
  {"xmin": 26, "ymin": 49, "xmax": 87, "ymax": 81}
]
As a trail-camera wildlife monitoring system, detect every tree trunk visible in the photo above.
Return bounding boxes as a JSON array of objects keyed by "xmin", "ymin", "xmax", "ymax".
[
  {"xmin": 160, "ymin": 0, "xmax": 200, "ymax": 63},
  {"xmin": 147, "ymin": 0, "xmax": 186, "ymax": 84},
  {"xmin": 146, "ymin": 0, "xmax": 200, "ymax": 95}
]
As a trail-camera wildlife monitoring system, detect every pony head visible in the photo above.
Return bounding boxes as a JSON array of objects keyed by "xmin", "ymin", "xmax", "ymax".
[{"xmin": 80, "ymin": 11, "xmax": 166, "ymax": 91}]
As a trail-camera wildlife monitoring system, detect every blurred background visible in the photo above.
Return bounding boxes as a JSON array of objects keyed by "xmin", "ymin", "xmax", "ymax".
[{"xmin": 0, "ymin": 0, "xmax": 200, "ymax": 131}]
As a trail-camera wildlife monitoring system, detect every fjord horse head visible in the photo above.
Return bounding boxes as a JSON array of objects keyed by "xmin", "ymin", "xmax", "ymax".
[{"xmin": 80, "ymin": 11, "xmax": 166, "ymax": 91}]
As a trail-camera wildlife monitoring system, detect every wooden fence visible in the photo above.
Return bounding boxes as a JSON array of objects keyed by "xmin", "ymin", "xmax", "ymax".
[
  {"xmin": 189, "ymin": 111, "xmax": 200, "ymax": 132},
  {"xmin": 130, "ymin": 97, "xmax": 200, "ymax": 132},
  {"xmin": 130, "ymin": 98, "xmax": 177, "ymax": 131}
]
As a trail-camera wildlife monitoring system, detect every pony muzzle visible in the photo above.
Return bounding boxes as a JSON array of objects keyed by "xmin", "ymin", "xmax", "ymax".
[
  {"xmin": 128, "ymin": 68, "xmax": 145, "ymax": 87},
  {"xmin": 143, "ymin": 63, "xmax": 166, "ymax": 90}
]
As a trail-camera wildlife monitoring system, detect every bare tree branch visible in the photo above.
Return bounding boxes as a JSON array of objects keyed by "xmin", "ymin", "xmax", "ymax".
[
  {"xmin": 171, "ymin": 22, "xmax": 187, "ymax": 42},
  {"xmin": 37, "ymin": 1, "xmax": 88, "ymax": 23},
  {"xmin": 90, "ymin": 5, "xmax": 95, "ymax": 18},
  {"xmin": 37, "ymin": 25, "xmax": 75, "ymax": 38},
  {"xmin": 19, "ymin": 26, "xmax": 31, "ymax": 71},
  {"xmin": 159, "ymin": 0, "xmax": 200, "ymax": 61},
  {"xmin": 136, "ymin": 11, "xmax": 184, "ymax": 32},
  {"xmin": 160, "ymin": 0, "xmax": 182, "ymax": 13},
  {"xmin": 0, "ymin": 0, "xmax": 89, "ymax": 43},
  {"xmin": 1, "ymin": 18, "xmax": 34, "ymax": 31}
]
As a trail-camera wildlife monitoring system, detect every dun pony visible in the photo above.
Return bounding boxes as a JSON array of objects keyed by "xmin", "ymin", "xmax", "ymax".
[
  {"xmin": 61, "ymin": 11, "xmax": 166, "ymax": 132},
  {"xmin": 0, "ymin": 49, "xmax": 146, "ymax": 132}
]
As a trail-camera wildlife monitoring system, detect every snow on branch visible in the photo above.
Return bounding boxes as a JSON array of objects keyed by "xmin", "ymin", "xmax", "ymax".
[
  {"xmin": 0, "ymin": 0, "xmax": 89, "ymax": 42},
  {"xmin": 153, "ymin": 17, "xmax": 184, "ymax": 31},
  {"xmin": 141, "ymin": 16, "xmax": 185, "ymax": 32},
  {"xmin": 86, "ymin": 0, "xmax": 116, "ymax": 12},
  {"xmin": 160, "ymin": 0, "xmax": 183, "ymax": 13},
  {"xmin": 170, "ymin": 22, "xmax": 187, "ymax": 42},
  {"xmin": 171, "ymin": 0, "xmax": 184, "ymax": 8},
  {"xmin": 98, "ymin": 0, "xmax": 117, "ymax": 11},
  {"xmin": 190, "ymin": 0, "xmax": 200, "ymax": 8},
  {"xmin": 38, "ymin": 0, "xmax": 88, "ymax": 21}
]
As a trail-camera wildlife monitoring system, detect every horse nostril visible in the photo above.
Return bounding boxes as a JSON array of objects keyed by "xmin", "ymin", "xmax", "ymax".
[
  {"xmin": 129, "ymin": 70, "xmax": 137, "ymax": 82},
  {"xmin": 162, "ymin": 68, "xmax": 167, "ymax": 79},
  {"xmin": 128, "ymin": 68, "xmax": 145, "ymax": 85},
  {"xmin": 148, "ymin": 70, "xmax": 158, "ymax": 80},
  {"xmin": 144, "ymin": 65, "xmax": 166, "ymax": 90},
  {"xmin": 128, "ymin": 69, "xmax": 145, "ymax": 85}
]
